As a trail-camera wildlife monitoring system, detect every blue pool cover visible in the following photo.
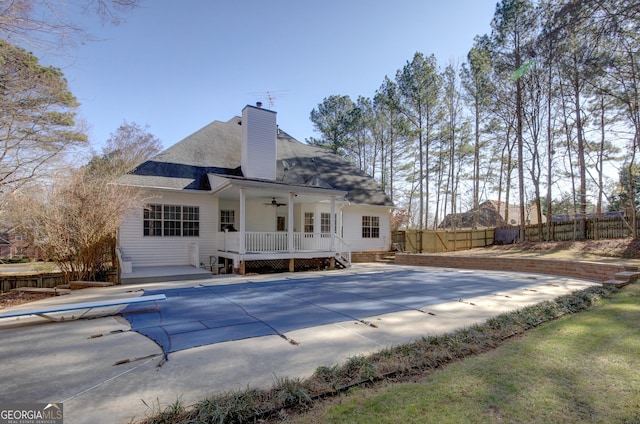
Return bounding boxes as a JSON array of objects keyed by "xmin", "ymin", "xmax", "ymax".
[{"xmin": 120, "ymin": 269, "xmax": 546, "ymax": 356}]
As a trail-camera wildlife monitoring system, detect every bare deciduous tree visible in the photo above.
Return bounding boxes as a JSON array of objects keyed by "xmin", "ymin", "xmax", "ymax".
[
  {"xmin": 9, "ymin": 167, "xmax": 143, "ymax": 281},
  {"xmin": 86, "ymin": 120, "xmax": 162, "ymax": 178},
  {"xmin": 8, "ymin": 121, "xmax": 160, "ymax": 281},
  {"xmin": 0, "ymin": 0, "xmax": 139, "ymax": 51}
]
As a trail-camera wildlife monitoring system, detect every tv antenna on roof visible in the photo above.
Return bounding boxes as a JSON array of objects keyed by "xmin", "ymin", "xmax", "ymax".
[{"xmin": 248, "ymin": 90, "xmax": 288, "ymax": 108}]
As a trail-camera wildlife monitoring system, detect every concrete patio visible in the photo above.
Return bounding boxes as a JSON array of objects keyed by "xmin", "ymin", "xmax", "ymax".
[{"xmin": 0, "ymin": 263, "xmax": 599, "ymax": 424}]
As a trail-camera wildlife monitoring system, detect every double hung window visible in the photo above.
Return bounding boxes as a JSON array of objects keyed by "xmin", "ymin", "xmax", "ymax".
[
  {"xmin": 143, "ymin": 204, "xmax": 200, "ymax": 237},
  {"xmin": 220, "ymin": 210, "xmax": 235, "ymax": 231},
  {"xmin": 362, "ymin": 215, "xmax": 380, "ymax": 238}
]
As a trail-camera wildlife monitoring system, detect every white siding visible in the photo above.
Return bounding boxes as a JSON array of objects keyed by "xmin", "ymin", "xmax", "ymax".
[
  {"xmin": 221, "ymin": 199, "xmax": 283, "ymax": 232},
  {"xmin": 294, "ymin": 204, "xmax": 302, "ymax": 232},
  {"xmin": 118, "ymin": 191, "xmax": 217, "ymax": 268},
  {"xmin": 241, "ymin": 105, "xmax": 277, "ymax": 180},
  {"xmin": 342, "ymin": 205, "xmax": 391, "ymax": 252},
  {"xmin": 246, "ymin": 199, "xmax": 278, "ymax": 231},
  {"xmin": 293, "ymin": 202, "xmax": 392, "ymax": 251}
]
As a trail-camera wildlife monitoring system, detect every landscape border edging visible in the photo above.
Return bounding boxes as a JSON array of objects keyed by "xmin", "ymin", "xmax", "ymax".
[{"xmin": 394, "ymin": 253, "xmax": 639, "ymax": 283}]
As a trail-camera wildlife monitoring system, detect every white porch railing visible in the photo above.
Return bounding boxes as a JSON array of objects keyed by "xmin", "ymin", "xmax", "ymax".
[
  {"xmin": 293, "ymin": 232, "xmax": 332, "ymax": 252},
  {"xmin": 217, "ymin": 232, "xmax": 336, "ymax": 253},
  {"xmin": 218, "ymin": 231, "xmax": 240, "ymax": 253},
  {"xmin": 335, "ymin": 235, "xmax": 351, "ymax": 266},
  {"xmin": 246, "ymin": 232, "xmax": 288, "ymax": 252},
  {"xmin": 216, "ymin": 231, "xmax": 352, "ymax": 268}
]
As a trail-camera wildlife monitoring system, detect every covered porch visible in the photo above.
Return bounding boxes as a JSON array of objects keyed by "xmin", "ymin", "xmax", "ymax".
[
  {"xmin": 209, "ymin": 175, "xmax": 351, "ymax": 274},
  {"xmin": 215, "ymin": 231, "xmax": 352, "ymax": 274}
]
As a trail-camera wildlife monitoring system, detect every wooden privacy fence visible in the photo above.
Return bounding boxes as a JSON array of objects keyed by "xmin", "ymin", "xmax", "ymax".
[
  {"xmin": 394, "ymin": 216, "xmax": 636, "ymax": 254},
  {"xmin": 523, "ymin": 216, "xmax": 635, "ymax": 241},
  {"xmin": 0, "ymin": 272, "xmax": 65, "ymax": 293},
  {"xmin": 394, "ymin": 229, "xmax": 495, "ymax": 254},
  {"xmin": 0, "ymin": 271, "xmax": 118, "ymax": 292}
]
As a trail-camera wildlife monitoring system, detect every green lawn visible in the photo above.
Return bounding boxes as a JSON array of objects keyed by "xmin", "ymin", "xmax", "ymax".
[{"xmin": 298, "ymin": 284, "xmax": 640, "ymax": 424}]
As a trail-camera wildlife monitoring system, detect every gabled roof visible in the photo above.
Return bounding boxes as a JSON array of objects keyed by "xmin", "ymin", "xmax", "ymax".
[{"xmin": 118, "ymin": 116, "xmax": 393, "ymax": 206}]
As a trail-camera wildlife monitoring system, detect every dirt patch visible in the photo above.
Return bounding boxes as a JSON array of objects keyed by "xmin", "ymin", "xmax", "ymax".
[
  {"xmin": 507, "ymin": 239, "xmax": 640, "ymax": 258},
  {"xmin": 446, "ymin": 239, "xmax": 640, "ymax": 261},
  {"xmin": 0, "ymin": 291, "xmax": 51, "ymax": 309}
]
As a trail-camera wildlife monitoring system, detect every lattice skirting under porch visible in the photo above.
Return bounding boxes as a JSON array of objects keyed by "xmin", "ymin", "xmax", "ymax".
[{"xmin": 243, "ymin": 258, "xmax": 332, "ymax": 274}]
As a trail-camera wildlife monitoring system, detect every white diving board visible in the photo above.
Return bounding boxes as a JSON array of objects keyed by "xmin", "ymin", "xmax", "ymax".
[{"xmin": 0, "ymin": 294, "xmax": 166, "ymax": 322}]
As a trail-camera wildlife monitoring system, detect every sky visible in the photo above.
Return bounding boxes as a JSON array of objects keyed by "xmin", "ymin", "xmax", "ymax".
[{"xmin": 42, "ymin": 0, "xmax": 498, "ymax": 151}]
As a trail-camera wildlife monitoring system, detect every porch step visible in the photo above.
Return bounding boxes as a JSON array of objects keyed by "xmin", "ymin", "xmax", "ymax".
[
  {"xmin": 602, "ymin": 270, "xmax": 640, "ymax": 288},
  {"xmin": 378, "ymin": 253, "xmax": 396, "ymax": 264},
  {"xmin": 120, "ymin": 266, "xmax": 213, "ymax": 284},
  {"xmin": 603, "ymin": 279, "xmax": 630, "ymax": 288},
  {"xmin": 612, "ymin": 271, "xmax": 640, "ymax": 282},
  {"xmin": 335, "ymin": 256, "xmax": 350, "ymax": 270}
]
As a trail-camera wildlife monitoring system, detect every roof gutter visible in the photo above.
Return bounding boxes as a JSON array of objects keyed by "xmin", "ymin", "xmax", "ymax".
[{"xmin": 207, "ymin": 174, "xmax": 348, "ymax": 198}]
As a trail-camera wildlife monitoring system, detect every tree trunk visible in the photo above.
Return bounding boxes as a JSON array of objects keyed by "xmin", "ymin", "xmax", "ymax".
[
  {"xmin": 516, "ymin": 64, "xmax": 526, "ymax": 242},
  {"xmin": 473, "ymin": 98, "xmax": 480, "ymax": 229},
  {"xmin": 573, "ymin": 54, "xmax": 587, "ymax": 239},
  {"xmin": 545, "ymin": 64, "xmax": 554, "ymax": 241},
  {"xmin": 418, "ymin": 129, "xmax": 424, "ymax": 252}
]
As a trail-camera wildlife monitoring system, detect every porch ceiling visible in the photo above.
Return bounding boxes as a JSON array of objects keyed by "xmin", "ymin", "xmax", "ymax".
[{"xmin": 209, "ymin": 174, "xmax": 347, "ymax": 204}]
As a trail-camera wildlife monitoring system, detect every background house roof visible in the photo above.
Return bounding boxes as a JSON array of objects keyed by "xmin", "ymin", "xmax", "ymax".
[{"xmin": 118, "ymin": 116, "xmax": 393, "ymax": 206}]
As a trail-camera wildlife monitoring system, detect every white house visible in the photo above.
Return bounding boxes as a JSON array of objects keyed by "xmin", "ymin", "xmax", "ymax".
[{"xmin": 116, "ymin": 104, "xmax": 393, "ymax": 282}]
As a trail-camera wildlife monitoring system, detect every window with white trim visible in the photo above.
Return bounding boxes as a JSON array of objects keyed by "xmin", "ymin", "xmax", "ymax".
[
  {"xmin": 304, "ymin": 212, "xmax": 314, "ymax": 234},
  {"xmin": 182, "ymin": 206, "xmax": 200, "ymax": 236},
  {"xmin": 362, "ymin": 215, "xmax": 380, "ymax": 238},
  {"xmin": 220, "ymin": 209, "xmax": 235, "ymax": 231},
  {"xmin": 321, "ymin": 213, "xmax": 337, "ymax": 234},
  {"xmin": 143, "ymin": 204, "xmax": 162, "ymax": 236},
  {"xmin": 163, "ymin": 205, "xmax": 181, "ymax": 236},
  {"xmin": 143, "ymin": 204, "xmax": 199, "ymax": 237},
  {"xmin": 321, "ymin": 212, "xmax": 331, "ymax": 234}
]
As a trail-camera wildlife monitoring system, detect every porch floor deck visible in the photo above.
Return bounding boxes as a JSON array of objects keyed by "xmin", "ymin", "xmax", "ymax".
[{"xmin": 121, "ymin": 265, "xmax": 213, "ymax": 285}]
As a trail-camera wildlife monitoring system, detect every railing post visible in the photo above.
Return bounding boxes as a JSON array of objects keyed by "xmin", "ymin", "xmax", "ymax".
[{"xmin": 288, "ymin": 192, "xmax": 294, "ymax": 252}]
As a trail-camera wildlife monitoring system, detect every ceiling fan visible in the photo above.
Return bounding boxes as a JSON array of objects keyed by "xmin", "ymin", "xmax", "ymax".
[{"xmin": 264, "ymin": 198, "xmax": 287, "ymax": 207}]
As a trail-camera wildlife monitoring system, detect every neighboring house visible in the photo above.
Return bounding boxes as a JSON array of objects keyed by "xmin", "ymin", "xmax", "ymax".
[
  {"xmin": 0, "ymin": 232, "xmax": 28, "ymax": 259},
  {"xmin": 0, "ymin": 234, "xmax": 10, "ymax": 259},
  {"xmin": 116, "ymin": 104, "xmax": 393, "ymax": 281},
  {"xmin": 438, "ymin": 200, "xmax": 546, "ymax": 229}
]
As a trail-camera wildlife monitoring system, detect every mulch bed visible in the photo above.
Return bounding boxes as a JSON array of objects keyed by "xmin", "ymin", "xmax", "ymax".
[{"xmin": 0, "ymin": 291, "xmax": 52, "ymax": 309}]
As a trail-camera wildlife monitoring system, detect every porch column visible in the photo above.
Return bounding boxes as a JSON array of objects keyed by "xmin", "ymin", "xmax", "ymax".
[
  {"xmin": 239, "ymin": 188, "xmax": 246, "ymax": 255},
  {"xmin": 330, "ymin": 195, "xmax": 336, "ymax": 251},
  {"xmin": 288, "ymin": 192, "xmax": 294, "ymax": 252}
]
